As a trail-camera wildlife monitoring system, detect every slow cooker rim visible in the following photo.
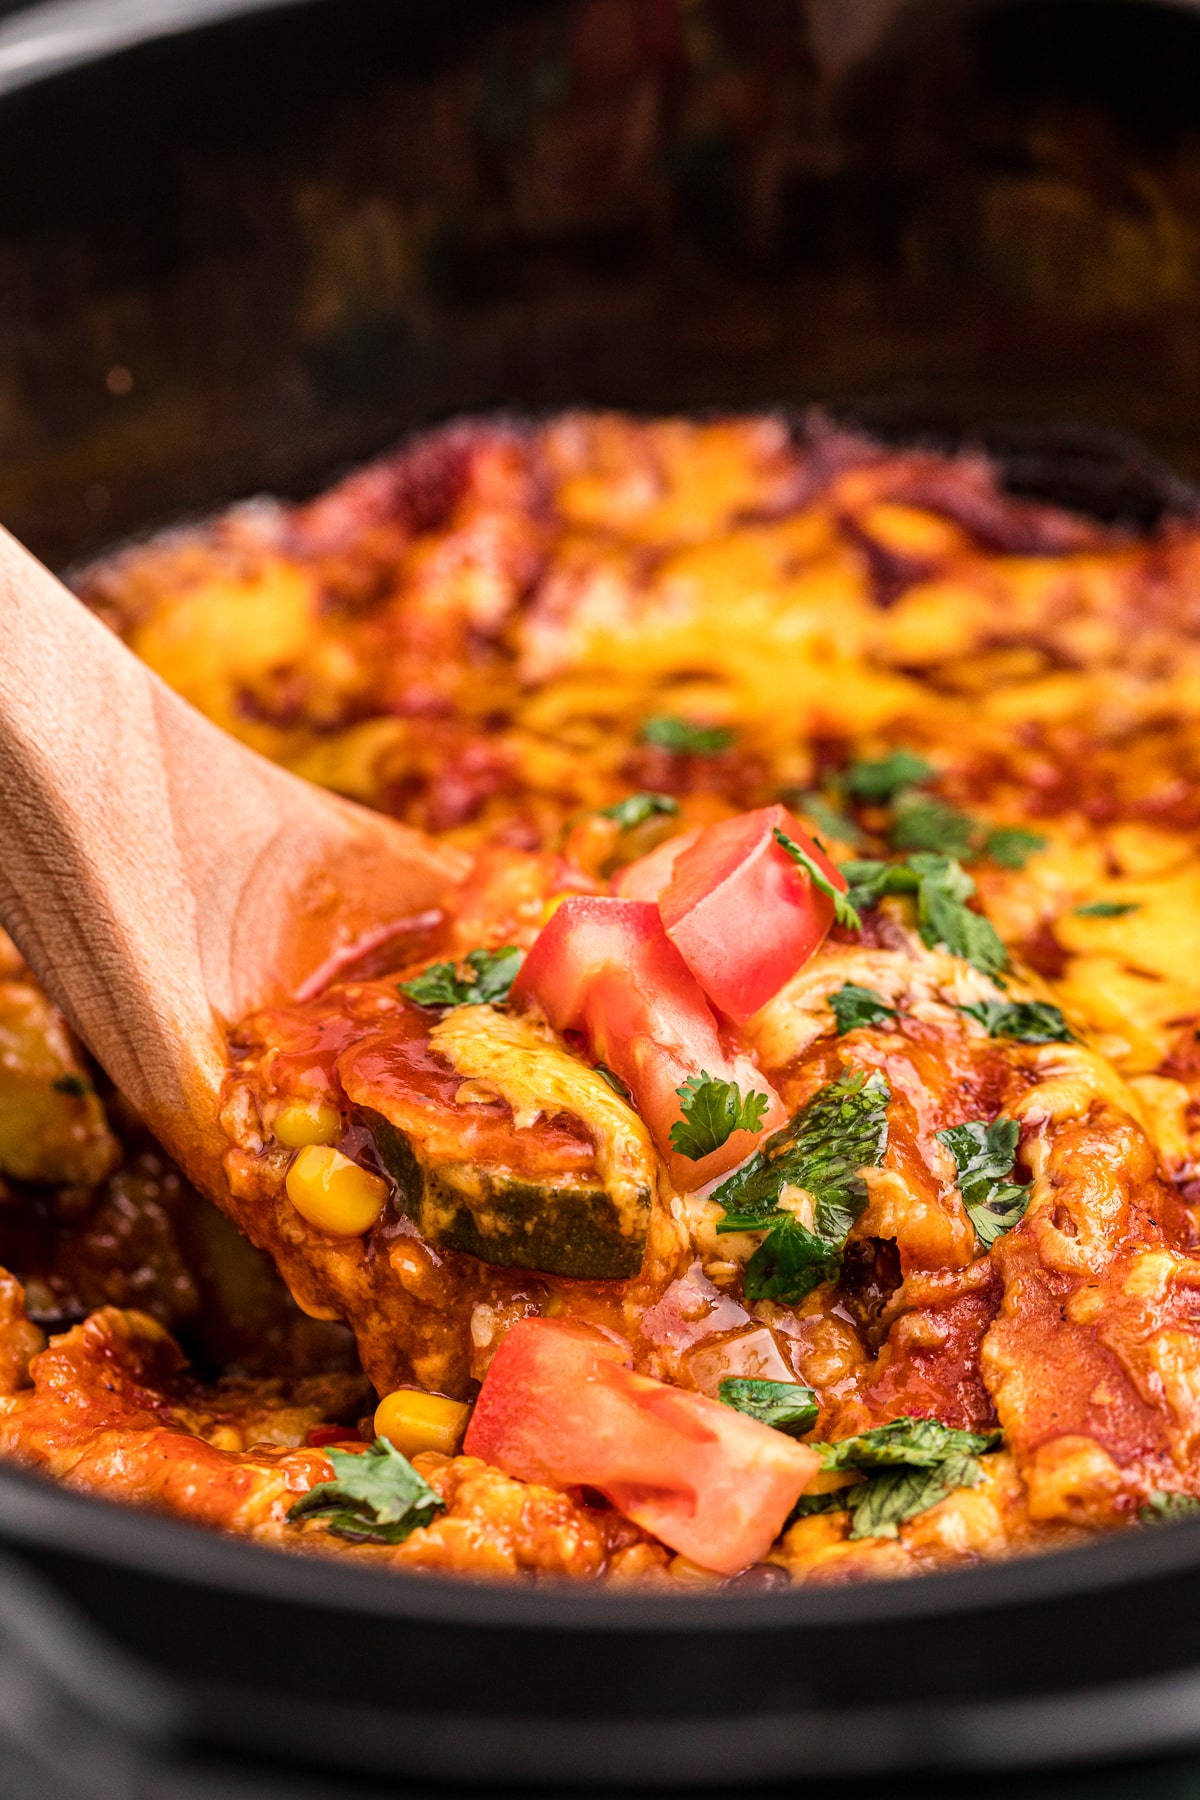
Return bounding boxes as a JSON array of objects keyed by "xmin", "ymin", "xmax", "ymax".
[
  {"xmin": 0, "ymin": 0, "xmax": 326, "ymax": 97},
  {"xmin": 1, "ymin": 1453, "xmax": 1198, "ymax": 1632}
]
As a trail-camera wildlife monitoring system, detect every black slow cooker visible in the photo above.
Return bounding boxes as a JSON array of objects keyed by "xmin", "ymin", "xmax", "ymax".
[{"xmin": 4, "ymin": 2, "xmax": 1200, "ymax": 1793}]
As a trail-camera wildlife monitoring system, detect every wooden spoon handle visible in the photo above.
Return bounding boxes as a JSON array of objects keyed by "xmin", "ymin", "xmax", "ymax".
[{"xmin": 0, "ymin": 526, "xmax": 466, "ymax": 1196}]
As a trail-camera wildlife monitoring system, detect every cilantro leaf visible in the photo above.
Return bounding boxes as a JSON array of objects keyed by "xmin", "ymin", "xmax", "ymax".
[
  {"xmin": 598, "ymin": 791, "xmax": 680, "ymax": 829},
  {"xmin": 668, "ymin": 1073, "xmax": 769, "ymax": 1161},
  {"xmin": 788, "ymin": 790, "xmax": 865, "ymax": 848},
  {"xmin": 843, "ymin": 1453, "xmax": 987, "ymax": 1539},
  {"xmin": 1140, "ymin": 1490, "xmax": 1200, "ymax": 1524},
  {"xmin": 817, "ymin": 1416, "xmax": 1000, "ymax": 1472},
  {"xmin": 842, "ymin": 856, "xmax": 1008, "ymax": 979},
  {"xmin": 983, "ymin": 827, "xmax": 1047, "ymax": 869},
  {"xmin": 715, "ymin": 1069, "xmax": 890, "ymax": 1234},
  {"xmin": 804, "ymin": 1416, "xmax": 1001, "ymax": 1539},
  {"xmin": 828, "ymin": 983, "xmax": 897, "ymax": 1035},
  {"xmin": 839, "ymin": 857, "xmax": 919, "ymax": 913},
  {"xmin": 595, "ymin": 1062, "xmax": 632, "ymax": 1101},
  {"xmin": 845, "ymin": 750, "xmax": 934, "ymax": 802},
  {"xmin": 773, "ymin": 827, "xmax": 862, "ymax": 931},
  {"xmin": 640, "ymin": 716, "xmax": 734, "ymax": 755},
  {"xmin": 890, "ymin": 800, "xmax": 1049, "ymax": 867},
  {"xmin": 718, "ymin": 1377, "xmax": 819, "ymax": 1436},
  {"xmin": 714, "ymin": 1070, "xmax": 890, "ymax": 1303},
  {"xmin": 743, "ymin": 1215, "xmax": 844, "ymax": 1304},
  {"xmin": 910, "ymin": 853, "xmax": 1009, "ymax": 978},
  {"xmin": 959, "ymin": 999, "xmax": 1073, "ymax": 1044},
  {"xmin": 789, "ymin": 1491, "xmax": 848, "ymax": 1519},
  {"xmin": 1075, "ymin": 900, "xmax": 1142, "ymax": 918},
  {"xmin": 936, "ymin": 1117, "xmax": 1030, "ymax": 1249},
  {"xmin": 52, "ymin": 1074, "xmax": 91, "ymax": 1097},
  {"xmin": 399, "ymin": 946, "xmax": 524, "ymax": 1009},
  {"xmin": 287, "ymin": 1438, "xmax": 445, "ymax": 1545},
  {"xmin": 889, "ymin": 792, "xmax": 977, "ymax": 859}
]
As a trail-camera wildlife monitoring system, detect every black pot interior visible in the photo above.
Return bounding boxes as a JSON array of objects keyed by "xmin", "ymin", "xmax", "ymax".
[{"xmin": 5, "ymin": 0, "xmax": 1200, "ymax": 571}]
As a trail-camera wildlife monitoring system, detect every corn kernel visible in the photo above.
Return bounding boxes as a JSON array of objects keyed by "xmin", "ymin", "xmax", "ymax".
[
  {"xmin": 285, "ymin": 1145, "xmax": 387, "ymax": 1236},
  {"xmin": 273, "ymin": 1098, "xmax": 342, "ymax": 1148},
  {"xmin": 375, "ymin": 1388, "xmax": 470, "ymax": 1458},
  {"xmin": 540, "ymin": 892, "xmax": 571, "ymax": 925}
]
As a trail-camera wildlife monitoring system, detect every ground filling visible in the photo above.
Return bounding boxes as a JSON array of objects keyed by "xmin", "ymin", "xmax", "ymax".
[{"xmin": 5, "ymin": 412, "xmax": 1200, "ymax": 1584}]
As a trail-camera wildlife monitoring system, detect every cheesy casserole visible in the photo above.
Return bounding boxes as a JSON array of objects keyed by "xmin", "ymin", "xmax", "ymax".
[{"xmin": 2, "ymin": 411, "xmax": 1200, "ymax": 1585}]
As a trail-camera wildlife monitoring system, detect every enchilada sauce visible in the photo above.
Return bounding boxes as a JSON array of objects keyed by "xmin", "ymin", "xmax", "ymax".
[{"xmin": 3, "ymin": 415, "xmax": 1200, "ymax": 1579}]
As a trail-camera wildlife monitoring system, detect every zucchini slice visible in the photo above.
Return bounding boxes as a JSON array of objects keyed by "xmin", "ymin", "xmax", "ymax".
[{"xmin": 339, "ymin": 1007, "xmax": 656, "ymax": 1280}]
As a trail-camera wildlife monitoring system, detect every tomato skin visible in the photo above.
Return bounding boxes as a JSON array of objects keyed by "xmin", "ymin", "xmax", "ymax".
[
  {"xmin": 653, "ymin": 805, "xmax": 847, "ymax": 1022},
  {"xmin": 613, "ymin": 828, "xmax": 700, "ymax": 901},
  {"xmin": 463, "ymin": 1319, "xmax": 819, "ymax": 1575},
  {"xmin": 510, "ymin": 896, "xmax": 783, "ymax": 1188}
]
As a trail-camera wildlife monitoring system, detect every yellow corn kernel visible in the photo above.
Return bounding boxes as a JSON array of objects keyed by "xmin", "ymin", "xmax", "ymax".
[
  {"xmin": 273, "ymin": 1098, "xmax": 342, "ymax": 1148},
  {"xmin": 374, "ymin": 1388, "xmax": 470, "ymax": 1458},
  {"xmin": 540, "ymin": 892, "xmax": 572, "ymax": 925},
  {"xmin": 285, "ymin": 1145, "xmax": 387, "ymax": 1236}
]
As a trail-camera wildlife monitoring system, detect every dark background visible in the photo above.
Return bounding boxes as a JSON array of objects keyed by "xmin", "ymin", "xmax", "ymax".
[{"xmin": 7, "ymin": 0, "xmax": 1200, "ymax": 570}]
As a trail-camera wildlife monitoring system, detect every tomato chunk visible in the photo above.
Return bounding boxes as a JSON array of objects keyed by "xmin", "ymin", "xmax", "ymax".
[
  {"xmin": 509, "ymin": 896, "xmax": 784, "ymax": 1188},
  {"xmin": 613, "ymin": 828, "xmax": 700, "ymax": 901},
  {"xmin": 638, "ymin": 805, "xmax": 847, "ymax": 1022},
  {"xmin": 464, "ymin": 1319, "xmax": 819, "ymax": 1575}
]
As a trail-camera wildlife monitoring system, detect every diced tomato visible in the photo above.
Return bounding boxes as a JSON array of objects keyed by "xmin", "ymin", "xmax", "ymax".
[
  {"xmin": 306, "ymin": 1425, "xmax": 363, "ymax": 1448},
  {"xmin": 463, "ymin": 1319, "xmax": 819, "ymax": 1575},
  {"xmin": 613, "ymin": 828, "xmax": 700, "ymax": 901},
  {"xmin": 628, "ymin": 804, "xmax": 847, "ymax": 1022},
  {"xmin": 509, "ymin": 896, "xmax": 784, "ymax": 1188}
]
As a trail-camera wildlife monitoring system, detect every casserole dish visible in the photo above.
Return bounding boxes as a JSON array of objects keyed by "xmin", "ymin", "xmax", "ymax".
[{"xmin": 6, "ymin": 0, "xmax": 1200, "ymax": 1788}]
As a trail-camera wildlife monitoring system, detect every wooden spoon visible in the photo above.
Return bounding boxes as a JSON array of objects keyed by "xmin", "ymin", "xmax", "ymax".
[{"xmin": 0, "ymin": 525, "xmax": 469, "ymax": 1202}]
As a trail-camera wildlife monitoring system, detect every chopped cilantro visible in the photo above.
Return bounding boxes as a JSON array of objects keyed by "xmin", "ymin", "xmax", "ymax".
[
  {"xmin": 1140, "ymin": 1491, "xmax": 1200, "ymax": 1524},
  {"xmin": 714, "ymin": 1069, "xmax": 890, "ymax": 1304},
  {"xmin": 789, "ymin": 1491, "xmax": 848, "ymax": 1519},
  {"xmin": 983, "ymin": 827, "xmax": 1047, "ymax": 869},
  {"xmin": 818, "ymin": 1415, "xmax": 1000, "ymax": 1471},
  {"xmin": 598, "ymin": 791, "xmax": 680, "ymax": 829},
  {"xmin": 773, "ymin": 827, "xmax": 861, "ymax": 931},
  {"xmin": 843, "ymin": 1455, "xmax": 989, "ymax": 1539},
  {"xmin": 52, "ymin": 1074, "xmax": 90, "ymax": 1097},
  {"xmin": 936, "ymin": 1117, "xmax": 1030, "ymax": 1249},
  {"xmin": 828, "ymin": 983, "xmax": 898, "ymax": 1035},
  {"xmin": 743, "ymin": 1216, "xmax": 844, "ymax": 1304},
  {"xmin": 889, "ymin": 792, "xmax": 976, "ymax": 859},
  {"xmin": 287, "ymin": 1438, "xmax": 445, "ymax": 1545},
  {"xmin": 799, "ymin": 1416, "xmax": 1001, "ymax": 1540},
  {"xmin": 669, "ymin": 1073, "xmax": 769, "ymax": 1162},
  {"xmin": 839, "ymin": 857, "xmax": 919, "ymax": 912},
  {"xmin": 912, "ymin": 854, "xmax": 1009, "ymax": 978},
  {"xmin": 640, "ymin": 716, "xmax": 734, "ymax": 756},
  {"xmin": 959, "ymin": 999, "xmax": 1073, "ymax": 1044},
  {"xmin": 399, "ymin": 946, "xmax": 524, "ymax": 1009},
  {"xmin": 717, "ymin": 1377, "xmax": 818, "ymax": 1437},
  {"xmin": 789, "ymin": 790, "xmax": 865, "ymax": 848},
  {"xmin": 882, "ymin": 789, "xmax": 1046, "ymax": 868},
  {"xmin": 1075, "ymin": 900, "xmax": 1142, "ymax": 918},
  {"xmin": 595, "ymin": 1062, "xmax": 632, "ymax": 1101},
  {"xmin": 845, "ymin": 750, "xmax": 934, "ymax": 802},
  {"xmin": 841, "ymin": 854, "xmax": 1008, "ymax": 980}
]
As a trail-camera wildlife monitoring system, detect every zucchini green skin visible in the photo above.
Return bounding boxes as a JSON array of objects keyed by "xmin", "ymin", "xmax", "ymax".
[{"xmin": 362, "ymin": 1108, "xmax": 650, "ymax": 1280}]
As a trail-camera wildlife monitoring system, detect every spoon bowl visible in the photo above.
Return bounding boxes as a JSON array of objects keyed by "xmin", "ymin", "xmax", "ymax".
[{"xmin": 0, "ymin": 524, "xmax": 468, "ymax": 1202}]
